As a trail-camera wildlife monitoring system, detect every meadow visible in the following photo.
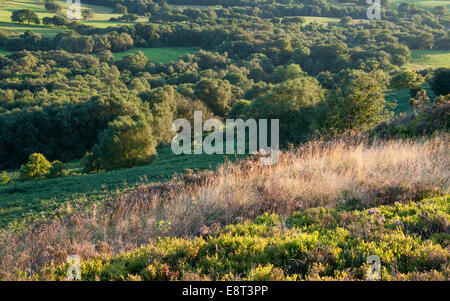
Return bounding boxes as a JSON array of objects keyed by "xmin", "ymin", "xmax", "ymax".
[
  {"xmin": 0, "ymin": 0, "xmax": 144, "ymax": 36},
  {"xmin": 390, "ymin": 0, "xmax": 450, "ymax": 9},
  {"xmin": 408, "ymin": 50, "xmax": 450, "ymax": 70},
  {"xmin": 112, "ymin": 47, "xmax": 201, "ymax": 64},
  {"xmin": 0, "ymin": 146, "xmax": 243, "ymax": 229}
]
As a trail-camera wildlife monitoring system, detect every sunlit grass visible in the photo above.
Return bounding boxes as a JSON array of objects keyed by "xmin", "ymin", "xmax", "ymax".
[
  {"xmin": 113, "ymin": 47, "xmax": 201, "ymax": 63},
  {"xmin": 407, "ymin": 50, "xmax": 450, "ymax": 70}
]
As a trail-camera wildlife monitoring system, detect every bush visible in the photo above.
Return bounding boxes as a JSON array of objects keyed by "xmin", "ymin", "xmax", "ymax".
[
  {"xmin": 84, "ymin": 115, "xmax": 157, "ymax": 172},
  {"xmin": 431, "ymin": 68, "xmax": 450, "ymax": 96},
  {"xmin": 48, "ymin": 161, "xmax": 68, "ymax": 178},
  {"xmin": 20, "ymin": 153, "xmax": 51, "ymax": 180},
  {"xmin": 0, "ymin": 171, "xmax": 11, "ymax": 184}
]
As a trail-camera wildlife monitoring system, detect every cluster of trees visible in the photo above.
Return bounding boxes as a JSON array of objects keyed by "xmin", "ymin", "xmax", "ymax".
[
  {"xmin": 11, "ymin": 9, "xmax": 40, "ymax": 25},
  {"xmin": 110, "ymin": 14, "xmax": 139, "ymax": 22}
]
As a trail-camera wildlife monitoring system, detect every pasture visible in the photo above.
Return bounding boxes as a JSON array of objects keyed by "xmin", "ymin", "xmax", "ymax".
[
  {"xmin": 0, "ymin": 146, "xmax": 242, "ymax": 229},
  {"xmin": 0, "ymin": 0, "xmax": 143, "ymax": 36},
  {"xmin": 407, "ymin": 50, "xmax": 450, "ymax": 69},
  {"xmin": 390, "ymin": 0, "xmax": 450, "ymax": 9},
  {"xmin": 113, "ymin": 47, "xmax": 201, "ymax": 63}
]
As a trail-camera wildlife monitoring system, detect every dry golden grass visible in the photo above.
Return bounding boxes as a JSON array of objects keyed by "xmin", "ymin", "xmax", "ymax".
[{"xmin": 0, "ymin": 134, "xmax": 448, "ymax": 279}]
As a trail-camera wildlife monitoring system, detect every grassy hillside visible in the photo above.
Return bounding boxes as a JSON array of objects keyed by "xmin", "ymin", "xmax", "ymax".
[
  {"xmin": 1, "ymin": 136, "xmax": 448, "ymax": 280},
  {"xmin": 0, "ymin": 0, "xmax": 145, "ymax": 36},
  {"xmin": 0, "ymin": 146, "xmax": 242, "ymax": 229},
  {"xmin": 390, "ymin": 0, "xmax": 450, "ymax": 9},
  {"xmin": 408, "ymin": 50, "xmax": 450, "ymax": 70},
  {"xmin": 28, "ymin": 195, "xmax": 449, "ymax": 281},
  {"xmin": 386, "ymin": 82, "xmax": 438, "ymax": 115},
  {"xmin": 113, "ymin": 47, "xmax": 201, "ymax": 64}
]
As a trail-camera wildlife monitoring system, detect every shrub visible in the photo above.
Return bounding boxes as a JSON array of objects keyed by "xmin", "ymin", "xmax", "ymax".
[
  {"xmin": 48, "ymin": 161, "xmax": 69, "ymax": 178},
  {"xmin": 19, "ymin": 153, "xmax": 51, "ymax": 180},
  {"xmin": 431, "ymin": 68, "xmax": 450, "ymax": 96},
  {"xmin": 85, "ymin": 115, "xmax": 157, "ymax": 172},
  {"xmin": 0, "ymin": 171, "xmax": 11, "ymax": 184}
]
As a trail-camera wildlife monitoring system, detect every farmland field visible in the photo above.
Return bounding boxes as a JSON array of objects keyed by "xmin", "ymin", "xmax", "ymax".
[
  {"xmin": 0, "ymin": 0, "xmax": 145, "ymax": 36},
  {"xmin": 390, "ymin": 0, "xmax": 450, "ymax": 9},
  {"xmin": 407, "ymin": 50, "xmax": 450, "ymax": 69},
  {"xmin": 301, "ymin": 16, "xmax": 341, "ymax": 25},
  {"xmin": 112, "ymin": 47, "xmax": 201, "ymax": 63}
]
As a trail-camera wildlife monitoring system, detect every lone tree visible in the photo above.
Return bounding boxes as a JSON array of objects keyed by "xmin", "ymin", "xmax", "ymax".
[
  {"xmin": 44, "ymin": 0, "xmax": 63, "ymax": 13},
  {"xmin": 20, "ymin": 153, "xmax": 51, "ymax": 180},
  {"xmin": 11, "ymin": 9, "xmax": 40, "ymax": 25}
]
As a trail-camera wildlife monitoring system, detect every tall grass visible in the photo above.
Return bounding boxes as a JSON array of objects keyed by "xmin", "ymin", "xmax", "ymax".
[{"xmin": 0, "ymin": 135, "xmax": 448, "ymax": 279}]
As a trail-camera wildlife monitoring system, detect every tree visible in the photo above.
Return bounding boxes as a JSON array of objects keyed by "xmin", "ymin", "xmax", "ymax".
[
  {"xmin": 48, "ymin": 161, "xmax": 68, "ymax": 178},
  {"xmin": 44, "ymin": 1, "xmax": 62, "ymax": 13},
  {"xmin": 433, "ymin": 6, "xmax": 447, "ymax": 16},
  {"xmin": 11, "ymin": 10, "xmax": 40, "ymax": 25},
  {"xmin": 431, "ymin": 68, "xmax": 450, "ymax": 96},
  {"xmin": 247, "ymin": 77, "xmax": 325, "ymax": 144},
  {"xmin": 323, "ymin": 70, "xmax": 393, "ymax": 135},
  {"xmin": 390, "ymin": 70, "xmax": 425, "ymax": 96},
  {"xmin": 116, "ymin": 51, "xmax": 148, "ymax": 74},
  {"xmin": 194, "ymin": 79, "xmax": 232, "ymax": 116},
  {"xmin": 43, "ymin": 15, "xmax": 69, "ymax": 26},
  {"xmin": 97, "ymin": 50, "xmax": 114, "ymax": 63},
  {"xmin": 85, "ymin": 115, "xmax": 157, "ymax": 171},
  {"xmin": 114, "ymin": 4, "xmax": 128, "ymax": 14},
  {"xmin": 20, "ymin": 153, "xmax": 51, "ymax": 180},
  {"xmin": 82, "ymin": 9, "xmax": 94, "ymax": 20}
]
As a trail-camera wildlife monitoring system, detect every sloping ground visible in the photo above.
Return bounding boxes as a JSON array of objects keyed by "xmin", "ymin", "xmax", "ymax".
[
  {"xmin": 407, "ymin": 50, "xmax": 450, "ymax": 70},
  {"xmin": 25, "ymin": 196, "xmax": 450, "ymax": 280},
  {"xmin": 1, "ymin": 135, "xmax": 448, "ymax": 280}
]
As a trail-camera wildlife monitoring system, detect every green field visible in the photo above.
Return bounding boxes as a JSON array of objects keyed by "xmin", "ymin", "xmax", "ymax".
[
  {"xmin": 407, "ymin": 50, "xmax": 450, "ymax": 70},
  {"xmin": 390, "ymin": 0, "xmax": 450, "ymax": 9},
  {"xmin": 302, "ymin": 16, "xmax": 341, "ymax": 25},
  {"xmin": 113, "ymin": 47, "xmax": 201, "ymax": 63},
  {"xmin": 0, "ymin": 0, "xmax": 145, "ymax": 36},
  {"xmin": 386, "ymin": 82, "xmax": 437, "ymax": 115}
]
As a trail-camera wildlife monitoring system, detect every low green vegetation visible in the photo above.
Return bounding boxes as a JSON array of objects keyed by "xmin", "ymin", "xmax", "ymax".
[
  {"xmin": 0, "ymin": 47, "xmax": 11, "ymax": 55},
  {"xmin": 408, "ymin": 50, "xmax": 450, "ymax": 69},
  {"xmin": 30, "ymin": 196, "xmax": 449, "ymax": 281},
  {"xmin": 112, "ymin": 47, "xmax": 200, "ymax": 63},
  {"xmin": 0, "ymin": 147, "xmax": 238, "ymax": 229},
  {"xmin": 390, "ymin": 0, "xmax": 450, "ymax": 10}
]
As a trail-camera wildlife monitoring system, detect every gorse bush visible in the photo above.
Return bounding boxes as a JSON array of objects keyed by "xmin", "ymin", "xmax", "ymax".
[
  {"xmin": 29, "ymin": 196, "xmax": 449, "ymax": 281},
  {"xmin": 0, "ymin": 171, "xmax": 11, "ymax": 184},
  {"xmin": 48, "ymin": 161, "xmax": 68, "ymax": 178}
]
